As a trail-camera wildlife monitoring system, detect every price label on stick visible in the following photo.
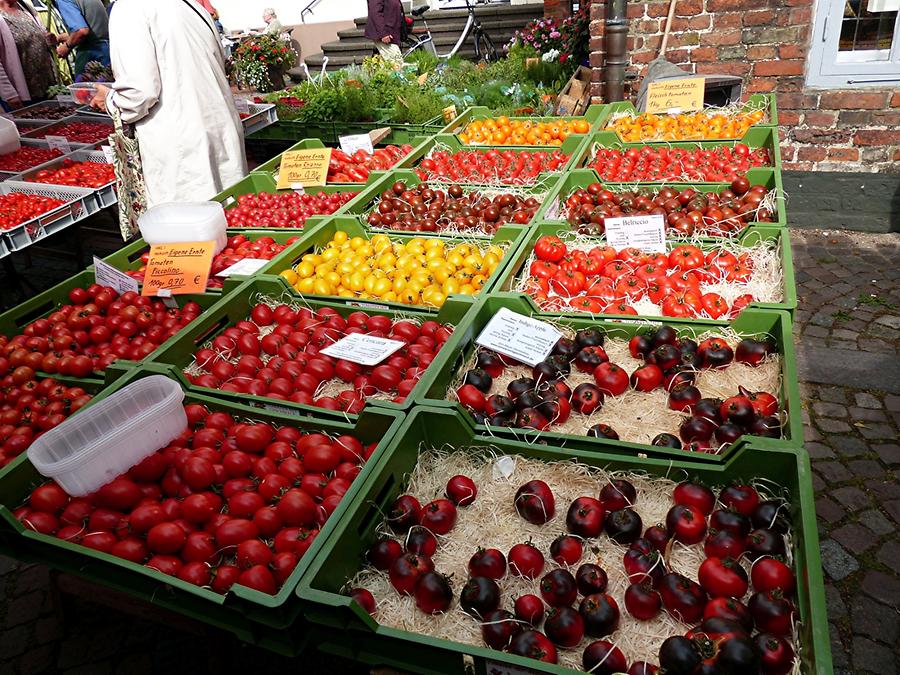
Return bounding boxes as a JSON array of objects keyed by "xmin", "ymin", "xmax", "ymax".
[
  {"xmin": 141, "ymin": 241, "xmax": 215, "ymax": 296},
  {"xmin": 93, "ymin": 256, "xmax": 139, "ymax": 295},
  {"xmin": 44, "ymin": 135, "xmax": 72, "ymax": 154},
  {"xmin": 339, "ymin": 133, "xmax": 374, "ymax": 156},
  {"xmin": 645, "ymin": 77, "xmax": 705, "ymax": 114},
  {"xmin": 234, "ymin": 98, "xmax": 251, "ymax": 114},
  {"xmin": 276, "ymin": 148, "xmax": 331, "ymax": 189},
  {"xmin": 215, "ymin": 258, "xmax": 268, "ymax": 277},
  {"xmin": 476, "ymin": 307, "xmax": 562, "ymax": 367},
  {"xmin": 321, "ymin": 333, "xmax": 405, "ymax": 366},
  {"xmin": 604, "ymin": 214, "xmax": 666, "ymax": 253}
]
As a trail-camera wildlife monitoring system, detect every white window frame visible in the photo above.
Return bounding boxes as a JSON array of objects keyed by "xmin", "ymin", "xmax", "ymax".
[{"xmin": 807, "ymin": 0, "xmax": 900, "ymax": 88}]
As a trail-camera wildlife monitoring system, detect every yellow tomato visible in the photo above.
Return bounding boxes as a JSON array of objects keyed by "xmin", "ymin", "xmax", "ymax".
[
  {"xmin": 295, "ymin": 261, "xmax": 315, "ymax": 278},
  {"xmin": 301, "ymin": 253, "xmax": 322, "ymax": 266},
  {"xmin": 348, "ymin": 236, "xmax": 366, "ymax": 250},
  {"xmin": 392, "ymin": 276, "xmax": 407, "ymax": 294},
  {"xmin": 279, "ymin": 269, "xmax": 298, "ymax": 285},
  {"xmin": 447, "ymin": 252, "xmax": 465, "ymax": 268},
  {"xmin": 460, "ymin": 283, "xmax": 476, "ymax": 296},
  {"xmin": 442, "ymin": 278, "xmax": 461, "ymax": 296},
  {"xmin": 332, "ymin": 230, "xmax": 349, "ymax": 245},
  {"xmin": 422, "ymin": 288, "xmax": 446, "ymax": 307},
  {"xmin": 324, "ymin": 271, "xmax": 342, "ymax": 288},
  {"xmin": 423, "ymin": 238, "xmax": 444, "ymax": 251},
  {"xmin": 295, "ymin": 277, "xmax": 315, "ymax": 294},
  {"xmin": 313, "ymin": 279, "xmax": 333, "ymax": 296},
  {"xmin": 371, "ymin": 278, "xmax": 393, "ymax": 297},
  {"xmin": 321, "ymin": 248, "xmax": 340, "ymax": 262},
  {"xmin": 382, "ymin": 291, "xmax": 398, "ymax": 303}
]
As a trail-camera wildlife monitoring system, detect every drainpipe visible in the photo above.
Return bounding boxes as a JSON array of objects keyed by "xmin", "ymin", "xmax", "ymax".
[{"xmin": 604, "ymin": 0, "xmax": 627, "ymax": 102}]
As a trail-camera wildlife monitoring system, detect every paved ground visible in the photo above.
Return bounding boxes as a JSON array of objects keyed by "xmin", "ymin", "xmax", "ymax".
[{"xmin": 0, "ymin": 220, "xmax": 898, "ymax": 674}]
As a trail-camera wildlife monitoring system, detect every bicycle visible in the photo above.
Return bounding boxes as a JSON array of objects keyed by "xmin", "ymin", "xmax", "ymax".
[{"xmin": 402, "ymin": 0, "xmax": 498, "ymax": 63}]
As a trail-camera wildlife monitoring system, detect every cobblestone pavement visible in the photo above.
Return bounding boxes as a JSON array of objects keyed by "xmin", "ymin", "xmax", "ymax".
[{"xmin": 0, "ymin": 221, "xmax": 897, "ymax": 674}]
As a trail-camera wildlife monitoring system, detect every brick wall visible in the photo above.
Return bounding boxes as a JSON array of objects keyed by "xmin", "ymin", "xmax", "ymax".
[{"xmin": 588, "ymin": 0, "xmax": 900, "ymax": 173}]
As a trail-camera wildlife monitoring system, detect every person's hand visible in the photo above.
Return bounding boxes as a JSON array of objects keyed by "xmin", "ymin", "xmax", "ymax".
[
  {"xmin": 90, "ymin": 84, "xmax": 111, "ymax": 112},
  {"xmin": 57, "ymin": 32, "xmax": 69, "ymax": 44},
  {"xmin": 381, "ymin": 35, "xmax": 392, "ymax": 43},
  {"xmin": 56, "ymin": 43, "xmax": 70, "ymax": 58},
  {"xmin": 44, "ymin": 31, "xmax": 56, "ymax": 47},
  {"xmin": 7, "ymin": 97, "xmax": 22, "ymax": 110}
]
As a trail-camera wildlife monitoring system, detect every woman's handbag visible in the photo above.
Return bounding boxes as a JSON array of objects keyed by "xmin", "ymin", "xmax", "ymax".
[{"xmin": 108, "ymin": 104, "xmax": 147, "ymax": 240}]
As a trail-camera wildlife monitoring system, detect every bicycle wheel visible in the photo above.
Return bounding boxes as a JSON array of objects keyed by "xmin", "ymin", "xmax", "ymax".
[{"xmin": 476, "ymin": 30, "xmax": 498, "ymax": 62}]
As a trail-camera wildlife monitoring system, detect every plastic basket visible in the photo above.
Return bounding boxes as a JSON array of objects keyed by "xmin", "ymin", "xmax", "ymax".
[
  {"xmin": 22, "ymin": 115, "xmax": 113, "ymax": 145},
  {"xmin": 572, "ymin": 125, "xmax": 783, "ymax": 178},
  {"xmin": 412, "ymin": 293, "xmax": 801, "ymax": 461},
  {"xmin": 0, "ymin": 138, "xmax": 70, "ymax": 182},
  {"xmin": 297, "ymin": 406, "xmax": 829, "ymax": 675},
  {"xmin": 0, "ymin": 366, "xmax": 406, "ymax": 654},
  {"xmin": 12, "ymin": 148, "xmax": 116, "ymax": 209},
  {"xmin": 242, "ymin": 102, "xmax": 279, "ymax": 137},
  {"xmin": 495, "ymin": 222, "xmax": 796, "ymax": 319},
  {"xmin": 10, "ymin": 100, "xmax": 81, "ymax": 123},
  {"xmin": 259, "ymin": 215, "xmax": 530, "ymax": 314},
  {"xmin": 0, "ymin": 181, "xmax": 98, "ymax": 252},
  {"xmin": 145, "ymin": 276, "xmax": 476, "ymax": 417},
  {"xmin": 441, "ymin": 104, "xmax": 609, "ymax": 138},
  {"xmin": 537, "ymin": 168, "xmax": 786, "ymax": 230}
]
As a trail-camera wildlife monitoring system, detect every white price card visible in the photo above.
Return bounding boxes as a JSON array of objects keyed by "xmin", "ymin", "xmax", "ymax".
[
  {"xmin": 44, "ymin": 135, "xmax": 72, "ymax": 154},
  {"xmin": 604, "ymin": 213, "xmax": 666, "ymax": 253},
  {"xmin": 215, "ymin": 258, "xmax": 268, "ymax": 277},
  {"xmin": 544, "ymin": 197, "xmax": 561, "ymax": 220},
  {"xmin": 339, "ymin": 133, "xmax": 374, "ymax": 156},
  {"xmin": 475, "ymin": 307, "xmax": 562, "ymax": 367},
  {"xmin": 100, "ymin": 145, "xmax": 114, "ymax": 163},
  {"xmin": 93, "ymin": 256, "xmax": 139, "ymax": 295},
  {"xmin": 235, "ymin": 98, "xmax": 251, "ymax": 114},
  {"xmin": 321, "ymin": 333, "xmax": 405, "ymax": 366}
]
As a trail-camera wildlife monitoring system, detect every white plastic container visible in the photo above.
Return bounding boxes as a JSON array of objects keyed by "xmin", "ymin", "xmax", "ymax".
[
  {"xmin": 138, "ymin": 201, "xmax": 228, "ymax": 254},
  {"xmin": 68, "ymin": 82, "xmax": 98, "ymax": 105},
  {"xmin": 0, "ymin": 117, "xmax": 21, "ymax": 156},
  {"xmin": 26, "ymin": 375, "xmax": 187, "ymax": 497}
]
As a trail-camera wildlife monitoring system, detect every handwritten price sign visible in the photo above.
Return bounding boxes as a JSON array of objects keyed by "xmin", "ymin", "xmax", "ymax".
[
  {"xmin": 141, "ymin": 241, "xmax": 215, "ymax": 296},
  {"xmin": 646, "ymin": 77, "xmax": 705, "ymax": 114},
  {"xmin": 276, "ymin": 148, "xmax": 331, "ymax": 189}
]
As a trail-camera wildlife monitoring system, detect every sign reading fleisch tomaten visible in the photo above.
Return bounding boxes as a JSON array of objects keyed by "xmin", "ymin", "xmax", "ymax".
[
  {"xmin": 141, "ymin": 241, "xmax": 215, "ymax": 296},
  {"xmin": 476, "ymin": 307, "xmax": 562, "ymax": 367},
  {"xmin": 645, "ymin": 77, "xmax": 705, "ymax": 114},
  {"xmin": 339, "ymin": 133, "xmax": 374, "ymax": 156},
  {"xmin": 604, "ymin": 214, "xmax": 666, "ymax": 253},
  {"xmin": 276, "ymin": 148, "xmax": 331, "ymax": 189}
]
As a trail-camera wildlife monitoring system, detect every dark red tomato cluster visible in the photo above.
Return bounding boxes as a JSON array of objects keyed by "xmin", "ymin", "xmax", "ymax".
[
  {"xmin": 526, "ymin": 237, "xmax": 756, "ymax": 319},
  {"xmin": 564, "ymin": 178, "xmax": 774, "ymax": 237},
  {"xmin": 365, "ymin": 180, "xmax": 539, "ymax": 234},
  {"xmin": 329, "ymin": 145, "xmax": 412, "ymax": 183},
  {"xmin": 454, "ymin": 324, "xmax": 782, "ymax": 450},
  {"xmin": 125, "ymin": 234, "xmax": 298, "ymax": 290},
  {"xmin": 0, "ymin": 365, "xmax": 92, "ymax": 467},
  {"xmin": 0, "ymin": 193, "xmax": 66, "ymax": 231},
  {"xmin": 29, "ymin": 159, "xmax": 115, "ymax": 188},
  {"xmin": 15, "ymin": 405, "xmax": 378, "ymax": 595},
  {"xmin": 0, "ymin": 146, "xmax": 63, "ymax": 172},
  {"xmin": 184, "ymin": 305, "xmax": 453, "ymax": 413},
  {"xmin": 13, "ymin": 103, "xmax": 79, "ymax": 120},
  {"xmin": 414, "ymin": 148, "xmax": 570, "ymax": 186},
  {"xmin": 30, "ymin": 121, "xmax": 112, "ymax": 144},
  {"xmin": 224, "ymin": 190, "xmax": 358, "ymax": 229},
  {"xmin": 588, "ymin": 143, "xmax": 772, "ymax": 183},
  {"xmin": 0, "ymin": 286, "xmax": 201, "ymax": 375}
]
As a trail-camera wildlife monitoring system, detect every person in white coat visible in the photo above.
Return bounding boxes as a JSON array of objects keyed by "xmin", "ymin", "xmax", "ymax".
[{"xmin": 90, "ymin": 0, "xmax": 246, "ymax": 206}]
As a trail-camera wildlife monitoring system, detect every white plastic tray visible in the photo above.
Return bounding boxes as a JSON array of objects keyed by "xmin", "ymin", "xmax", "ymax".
[
  {"xmin": 12, "ymin": 148, "xmax": 117, "ymax": 210},
  {"xmin": 242, "ymin": 103, "xmax": 278, "ymax": 137},
  {"xmin": 0, "ymin": 181, "xmax": 98, "ymax": 254}
]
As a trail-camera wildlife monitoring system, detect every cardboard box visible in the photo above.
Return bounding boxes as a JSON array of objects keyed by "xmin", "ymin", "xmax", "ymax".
[{"xmin": 555, "ymin": 65, "xmax": 592, "ymax": 115}]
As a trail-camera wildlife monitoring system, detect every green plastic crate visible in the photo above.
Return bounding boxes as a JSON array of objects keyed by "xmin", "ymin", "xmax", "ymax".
[
  {"xmin": 494, "ymin": 222, "xmax": 796, "ymax": 318},
  {"xmin": 340, "ymin": 169, "xmax": 557, "ymax": 236},
  {"xmin": 572, "ymin": 125, "xmax": 783, "ymax": 178},
  {"xmin": 537, "ymin": 168, "xmax": 786, "ymax": 229},
  {"xmin": 258, "ymin": 215, "xmax": 530, "ymax": 314},
  {"xmin": 412, "ymin": 292, "xmax": 801, "ymax": 461},
  {"xmin": 89, "ymin": 231, "xmax": 304, "ymax": 295},
  {"xmin": 250, "ymin": 119, "xmax": 444, "ymax": 147},
  {"xmin": 595, "ymin": 94, "xmax": 778, "ymax": 137},
  {"xmin": 442, "ymin": 104, "xmax": 609, "ymax": 139},
  {"xmin": 393, "ymin": 133, "xmax": 588, "ymax": 186},
  {"xmin": 0, "ymin": 270, "xmax": 218, "ymax": 380},
  {"xmin": 212, "ymin": 172, "xmax": 363, "ymax": 212},
  {"xmin": 0, "ymin": 366, "xmax": 405, "ymax": 654},
  {"xmin": 145, "ymin": 276, "xmax": 476, "ymax": 417},
  {"xmin": 297, "ymin": 406, "xmax": 829, "ymax": 675}
]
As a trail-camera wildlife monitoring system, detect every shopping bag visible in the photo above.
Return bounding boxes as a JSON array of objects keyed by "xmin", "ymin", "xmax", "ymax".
[{"xmin": 108, "ymin": 104, "xmax": 146, "ymax": 241}]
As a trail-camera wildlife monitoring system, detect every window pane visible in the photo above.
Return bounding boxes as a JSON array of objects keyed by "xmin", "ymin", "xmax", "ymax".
[{"xmin": 838, "ymin": 0, "xmax": 897, "ymax": 53}]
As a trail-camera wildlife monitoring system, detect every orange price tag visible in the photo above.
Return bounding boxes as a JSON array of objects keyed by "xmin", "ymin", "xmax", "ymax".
[
  {"xmin": 276, "ymin": 148, "xmax": 331, "ymax": 189},
  {"xmin": 141, "ymin": 241, "xmax": 215, "ymax": 296}
]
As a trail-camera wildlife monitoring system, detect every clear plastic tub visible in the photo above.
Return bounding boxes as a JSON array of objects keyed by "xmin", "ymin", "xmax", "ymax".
[
  {"xmin": 139, "ymin": 201, "xmax": 228, "ymax": 254},
  {"xmin": 68, "ymin": 83, "xmax": 98, "ymax": 105},
  {"xmin": 26, "ymin": 375, "xmax": 187, "ymax": 496}
]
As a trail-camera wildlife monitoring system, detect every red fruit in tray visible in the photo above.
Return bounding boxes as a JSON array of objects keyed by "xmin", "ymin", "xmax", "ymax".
[
  {"xmin": 630, "ymin": 363, "xmax": 663, "ymax": 392},
  {"xmin": 746, "ymin": 528, "xmax": 786, "ymax": 561},
  {"xmin": 644, "ymin": 525, "xmax": 671, "ymax": 553},
  {"xmin": 456, "ymin": 384, "xmax": 486, "ymax": 413},
  {"xmin": 599, "ymin": 479, "xmax": 636, "ymax": 511},
  {"xmin": 514, "ymin": 479, "xmax": 555, "ymax": 525},
  {"xmin": 540, "ymin": 568, "xmax": 578, "ymax": 607},
  {"xmin": 666, "ymin": 504, "xmax": 708, "ymax": 544},
  {"xmin": 673, "ymin": 482, "xmax": 716, "ymax": 515},
  {"xmin": 720, "ymin": 484, "xmax": 760, "ymax": 516},
  {"xmin": 419, "ymin": 498, "xmax": 457, "ymax": 535},
  {"xmin": 572, "ymin": 382, "xmax": 604, "ymax": 414},
  {"xmin": 460, "ymin": 575, "xmax": 501, "ymax": 619},
  {"xmin": 704, "ymin": 529, "xmax": 746, "ymax": 560},
  {"xmin": 468, "ymin": 547, "xmax": 507, "ymax": 579},
  {"xmin": 515, "ymin": 594, "xmax": 545, "ymax": 626},
  {"xmin": 445, "ymin": 474, "xmax": 477, "ymax": 506},
  {"xmin": 697, "ymin": 337, "xmax": 734, "ymax": 369},
  {"xmin": 751, "ymin": 557, "xmax": 796, "ymax": 595},
  {"xmin": 481, "ymin": 609, "xmax": 524, "ymax": 650},
  {"xmin": 698, "ymin": 556, "xmax": 749, "ymax": 598},
  {"xmin": 658, "ymin": 636, "xmax": 702, "ymax": 674},
  {"xmin": 544, "ymin": 606, "xmax": 585, "ymax": 648},
  {"xmin": 625, "ymin": 582, "xmax": 662, "ymax": 620},
  {"xmin": 508, "ymin": 629, "xmax": 558, "ymax": 663},
  {"xmin": 386, "ymin": 494, "xmax": 421, "ymax": 533},
  {"xmin": 748, "ymin": 591, "xmax": 795, "ymax": 636},
  {"xmin": 668, "ymin": 383, "xmax": 701, "ymax": 412},
  {"xmin": 710, "ymin": 508, "xmax": 752, "ymax": 537},
  {"xmin": 605, "ymin": 508, "xmax": 643, "ymax": 545},
  {"xmin": 679, "ymin": 416, "xmax": 717, "ymax": 444},
  {"xmin": 588, "ymin": 423, "xmax": 620, "ymax": 440},
  {"xmin": 365, "ymin": 539, "xmax": 403, "ymax": 573},
  {"xmin": 349, "ymin": 587, "xmax": 376, "ymax": 615},
  {"xmin": 388, "ymin": 553, "xmax": 434, "ymax": 595},
  {"xmin": 566, "ymin": 496, "xmax": 605, "ymax": 538},
  {"xmin": 593, "ymin": 362, "xmax": 629, "ymax": 396},
  {"xmin": 627, "ymin": 662, "xmax": 659, "ymax": 675},
  {"xmin": 582, "ymin": 640, "xmax": 628, "ymax": 675},
  {"xmin": 744, "ymin": 389, "xmax": 779, "ymax": 417},
  {"xmin": 550, "ymin": 534, "xmax": 583, "ymax": 565},
  {"xmin": 579, "ymin": 593, "xmax": 620, "ymax": 637},
  {"xmin": 659, "ymin": 572, "xmax": 708, "ymax": 624},
  {"xmin": 574, "ymin": 346, "xmax": 609, "ymax": 373},
  {"xmin": 623, "ymin": 548, "xmax": 665, "ymax": 587},
  {"xmin": 508, "ymin": 541, "xmax": 545, "ymax": 579},
  {"xmin": 755, "ymin": 633, "xmax": 795, "ymax": 675},
  {"xmin": 704, "ymin": 597, "xmax": 754, "ymax": 632},
  {"xmin": 414, "ymin": 571, "xmax": 453, "ymax": 614},
  {"xmin": 405, "ymin": 526, "xmax": 438, "ymax": 557},
  {"xmin": 735, "ymin": 338, "xmax": 774, "ymax": 365},
  {"xmin": 720, "ymin": 395, "xmax": 757, "ymax": 427},
  {"xmin": 576, "ymin": 563, "xmax": 609, "ymax": 595}
]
